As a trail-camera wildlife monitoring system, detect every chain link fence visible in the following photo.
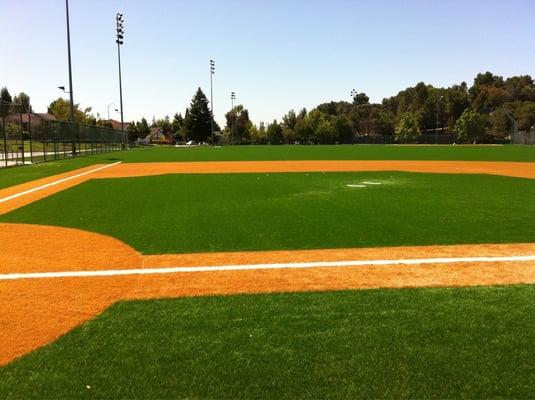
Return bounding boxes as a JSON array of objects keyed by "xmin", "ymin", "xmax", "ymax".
[
  {"xmin": 0, "ymin": 101, "xmax": 125, "ymax": 168},
  {"xmin": 512, "ymin": 130, "xmax": 535, "ymax": 145}
]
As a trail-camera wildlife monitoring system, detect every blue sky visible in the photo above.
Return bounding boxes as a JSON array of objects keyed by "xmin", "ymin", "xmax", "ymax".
[{"xmin": 2, "ymin": 0, "xmax": 535, "ymax": 125}]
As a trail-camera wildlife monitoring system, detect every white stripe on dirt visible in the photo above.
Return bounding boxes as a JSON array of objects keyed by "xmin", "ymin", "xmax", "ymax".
[
  {"xmin": 2, "ymin": 255, "xmax": 535, "ymax": 280},
  {"xmin": 0, "ymin": 161, "xmax": 122, "ymax": 203}
]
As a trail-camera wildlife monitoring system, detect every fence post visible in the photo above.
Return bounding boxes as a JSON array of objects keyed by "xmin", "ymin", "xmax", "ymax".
[
  {"xmin": 20, "ymin": 111, "xmax": 25, "ymax": 165},
  {"xmin": 2, "ymin": 117, "xmax": 7, "ymax": 168},
  {"xmin": 28, "ymin": 115, "xmax": 33, "ymax": 163}
]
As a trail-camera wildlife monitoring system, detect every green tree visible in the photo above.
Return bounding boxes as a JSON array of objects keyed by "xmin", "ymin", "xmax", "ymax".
[
  {"xmin": 282, "ymin": 110, "xmax": 298, "ymax": 130},
  {"xmin": 395, "ymin": 112, "xmax": 421, "ymax": 142},
  {"xmin": 127, "ymin": 122, "xmax": 140, "ymax": 141},
  {"xmin": 250, "ymin": 123, "xmax": 267, "ymax": 144},
  {"xmin": 182, "ymin": 88, "xmax": 212, "ymax": 142},
  {"xmin": 172, "ymin": 113, "xmax": 184, "ymax": 138},
  {"xmin": 282, "ymin": 127, "xmax": 296, "ymax": 143},
  {"xmin": 47, "ymin": 98, "xmax": 93, "ymax": 124},
  {"xmin": 0, "ymin": 87, "xmax": 12, "ymax": 117},
  {"xmin": 352, "ymin": 92, "xmax": 369, "ymax": 106},
  {"xmin": 315, "ymin": 118, "xmax": 336, "ymax": 144},
  {"xmin": 13, "ymin": 92, "xmax": 31, "ymax": 113},
  {"xmin": 0, "ymin": 87, "xmax": 11, "ymax": 102},
  {"xmin": 294, "ymin": 116, "xmax": 313, "ymax": 143},
  {"xmin": 225, "ymin": 105, "xmax": 252, "ymax": 144},
  {"xmin": 138, "ymin": 118, "xmax": 150, "ymax": 139},
  {"xmin": 333, "ymin": 115, "xmax": 353, "ymax": 143},
  {"xmin": 454, "ymin": 109, "xmax": 487, "ymax": 142},
  {"xmin": 266, "ymin": 120, "xmax": 283, "ymax": 144},
  {"xmin": 98, "ymin": 120, "xmax": 113, "ymax": 128}
]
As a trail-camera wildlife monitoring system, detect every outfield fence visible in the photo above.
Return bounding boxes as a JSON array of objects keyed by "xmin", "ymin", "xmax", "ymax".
[
  {"xmin": 512, "ymin": 130, "xmax": 535, "ymax": 145},
  {"xmin": 0, "ymin": 101, "xmax": 125, "ymax": 168}
]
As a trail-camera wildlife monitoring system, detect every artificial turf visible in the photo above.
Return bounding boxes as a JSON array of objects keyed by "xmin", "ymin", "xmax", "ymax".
[
  {"xmin": 0, "ymin": 154, "xmax": 120, "ymax": 190},
  {"xmin": 1, "ymin": 285, "xmax": 534, "ymax": 399},
  {"xmin": 114, "ymin": 144, "xmax": 535, "ymax": 163},
  {"xmin": 0, "ymin": 144, "xmax": 533, "ymax": 190},
  {"xmin": 1, "ymin": 171, "xmax": 534, "ymax": 254}
]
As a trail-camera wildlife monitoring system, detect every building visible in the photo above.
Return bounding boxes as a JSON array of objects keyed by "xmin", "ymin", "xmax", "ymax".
[{"xmin": 139, "ymin": 127, "xmax": 176, "ymax": 145}]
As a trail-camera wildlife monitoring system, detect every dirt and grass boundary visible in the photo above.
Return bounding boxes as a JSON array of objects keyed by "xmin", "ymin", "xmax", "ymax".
[{"xmin": 1, "ymin": 159, "xmax": 534, "ymax": 365}]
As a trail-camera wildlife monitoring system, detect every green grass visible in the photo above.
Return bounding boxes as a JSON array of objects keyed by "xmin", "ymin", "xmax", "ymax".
[
  {"xmin": 0, "ymin": 153, "xmax": 122, "ymax": 190},
  {"xmin": 1, "ymin": 285, "xmax": 534, "ymax": 399},
  {"xmin": 2, "ymin": 171, "xmax": 534, "ymax": 254},
  {"xmin": 116, "ymin": 144, "xmax": 535, "ymax": 163},
  {"xmin": 1, "ymin": 144, "xmax": 533, "ymax": 190}
]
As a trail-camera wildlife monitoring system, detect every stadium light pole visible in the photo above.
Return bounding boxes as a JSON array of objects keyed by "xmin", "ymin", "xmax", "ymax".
[
  {"xmin": 350, "ymin": 89, "xmax": 357, "ymax": 102},
  {"xmin": 231, "ymin": 91, "xmax": 236, "ymax": 143},
  {"xmin": 64, "ymin": 0, "xmax": 75, "ymax": 124},
  {"xmin": 116, "ymin": 13, "xmax": 126, "ymax": 147},
  {"xmin": 210, "ymin": 59, "xmax": 215, "ymax": 145},
  {"xmin": 436, "ymin": 95, "xmax": 444, "ymax": 145}
]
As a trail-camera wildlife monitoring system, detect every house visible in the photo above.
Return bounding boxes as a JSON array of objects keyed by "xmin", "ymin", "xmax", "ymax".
[
  {"xmin": 3, "ymin": 113, "xmax": 56, "ymax": 131},
  {"xmin": 139, "ymin": 127, "xmax": 176, "ymax": 145},
  {"xmin": 103, "ymin": 119, "xmax": 131, "ymax": 131}
]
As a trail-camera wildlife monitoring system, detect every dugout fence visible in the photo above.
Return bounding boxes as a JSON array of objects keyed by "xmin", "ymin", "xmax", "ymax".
[{"xmin": 0, "ymin": 101, "xmax": 125, "ymax": 168}]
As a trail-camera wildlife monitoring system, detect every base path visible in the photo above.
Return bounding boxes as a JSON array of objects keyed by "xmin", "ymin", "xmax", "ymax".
[
  {"xmin": 91, "ymin": 160, "xmax": 535, "ymax": 179},
  {"xmin": 1, "ymin": 160, "xmax": 534, "ymax": 215},
  {"xmin": 1, "ymin": 223, "xmax": 535, "ymax": 366},
  {"xmin": 1, "ymin": 160, "xmax": 535, "ymax": 365}
]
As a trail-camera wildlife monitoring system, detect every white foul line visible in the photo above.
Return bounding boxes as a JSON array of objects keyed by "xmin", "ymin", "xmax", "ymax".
[
  {"xmin": 1, "ymin": 255, "xmax": 535, "ymax": 281},
  {"xmin": 0, "ymin": 161, "xmax": 122, "ymax": 204}
]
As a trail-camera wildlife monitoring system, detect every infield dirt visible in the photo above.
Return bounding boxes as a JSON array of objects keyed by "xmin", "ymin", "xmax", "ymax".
[
  {"xmin": 1, "ymin": 159, "xmax": 535, "ymax": 366},
  {"xmin": 1, "ymin": 160, "xmax": 534, "ymax": 215}
]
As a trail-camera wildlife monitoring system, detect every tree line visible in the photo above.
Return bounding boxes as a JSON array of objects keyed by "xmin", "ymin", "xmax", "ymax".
[
  {"xmin": 128, "ymin": 71, "xmax": 535, "ymax": 144},
  {"xmin": 4, "ymin": 71, "xmax": 535, "ymax": 144}
]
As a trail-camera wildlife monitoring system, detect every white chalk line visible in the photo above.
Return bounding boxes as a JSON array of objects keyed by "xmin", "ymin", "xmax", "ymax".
[
  {"xmin": 0, "ymin": 161, "xmax": 122, "ymax": 204},
  {"xmin": 2, "ymin": 255, "xmax": 535, "ymax": 281}
]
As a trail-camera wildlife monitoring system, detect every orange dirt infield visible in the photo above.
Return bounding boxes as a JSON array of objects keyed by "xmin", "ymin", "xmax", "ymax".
[
  {"xmin": 1, "ymin": 223, "xmax": 535, "ymax": 366},
  {"xmin": 1, "ymin": 160, "xmax": 535, "ymax": 366},
  {"xmin": 1, "ymin": 160, "xmax": 534, "ymax": 215}
]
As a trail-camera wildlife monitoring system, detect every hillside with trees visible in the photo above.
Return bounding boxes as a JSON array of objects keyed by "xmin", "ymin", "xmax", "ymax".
[{"xmin": 3, "ymin": 71, "xmax": 535, "ymax": 144}]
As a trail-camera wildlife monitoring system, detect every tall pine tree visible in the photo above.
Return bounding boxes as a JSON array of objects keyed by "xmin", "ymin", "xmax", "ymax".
[{"xmin": 183, "ymin": 88, "xmax": 213, "ymax": 142}]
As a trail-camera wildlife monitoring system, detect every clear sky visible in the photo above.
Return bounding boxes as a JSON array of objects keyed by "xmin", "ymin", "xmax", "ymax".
[{"xmin": 2, "ymin": 0, "xmax": 535, "ymax": 126}]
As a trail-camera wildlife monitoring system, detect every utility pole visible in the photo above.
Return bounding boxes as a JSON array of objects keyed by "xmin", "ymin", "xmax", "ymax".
[{"xmin": 210, "ymin": 59, "xmax": 215, "ymax": 145}]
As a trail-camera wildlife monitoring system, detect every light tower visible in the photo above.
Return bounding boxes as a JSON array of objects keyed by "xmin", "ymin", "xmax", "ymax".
[
  {"xmin": 116, "ymin": 12, "xmax": 125, "ymax": 145},
  {"xmin": 210, "ymin": 59, "xmax": 215, "ymax": 144},
  {"xmin": 230, "ymin": 91, "xmax": 236, "ymax": 143}
]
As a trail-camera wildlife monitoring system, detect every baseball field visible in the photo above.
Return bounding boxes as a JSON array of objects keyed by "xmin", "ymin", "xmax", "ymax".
[{"xmin": 1, "ymin": 145, "xmax": 534, "ymax": 398}]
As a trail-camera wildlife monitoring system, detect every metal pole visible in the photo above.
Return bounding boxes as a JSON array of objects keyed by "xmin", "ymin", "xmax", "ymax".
[
  {"xmin": 65, "ymin": 0, "xmax": 75, "ymax": 124},
  {"xmin": 2, "ymin": 117, "xmax": 7, "ymax": 167},
  {"xmin": 28, "ymin": 115, "xmax": 33, "ymax": 163},
  {"xmin": 20, "ymin": 111, "xmax": 25, "ymax": 165},
  {"xmin": 210, "ymin": 64, "xmax": 214, "ymax": 145},
  {"xmin": 65, "ymin": 0, "xmax": 77, "ymax": 157},
  {"xmin": 435, "ymin": 103, "xmax": 439, "ymax": 145},
  {"xmin": 117, "ymin": 42, "xmax": 125, "ymax": 146}
]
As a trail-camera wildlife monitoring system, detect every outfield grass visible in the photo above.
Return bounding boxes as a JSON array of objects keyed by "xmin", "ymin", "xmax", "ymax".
[
  {"xmin": 2, "ymin": 171, "xmax": 534, "ymax": 254},
  {"xmin": 0, "ymin": 145, "xmax": 533, "ymax": 190},
  {"xmin": 1, "ymin": 285, "xmax": 534, "ymax": 399},
  {"xmin": 116, "ymin": 144, "xmax": 535, "ymax": 163}
]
